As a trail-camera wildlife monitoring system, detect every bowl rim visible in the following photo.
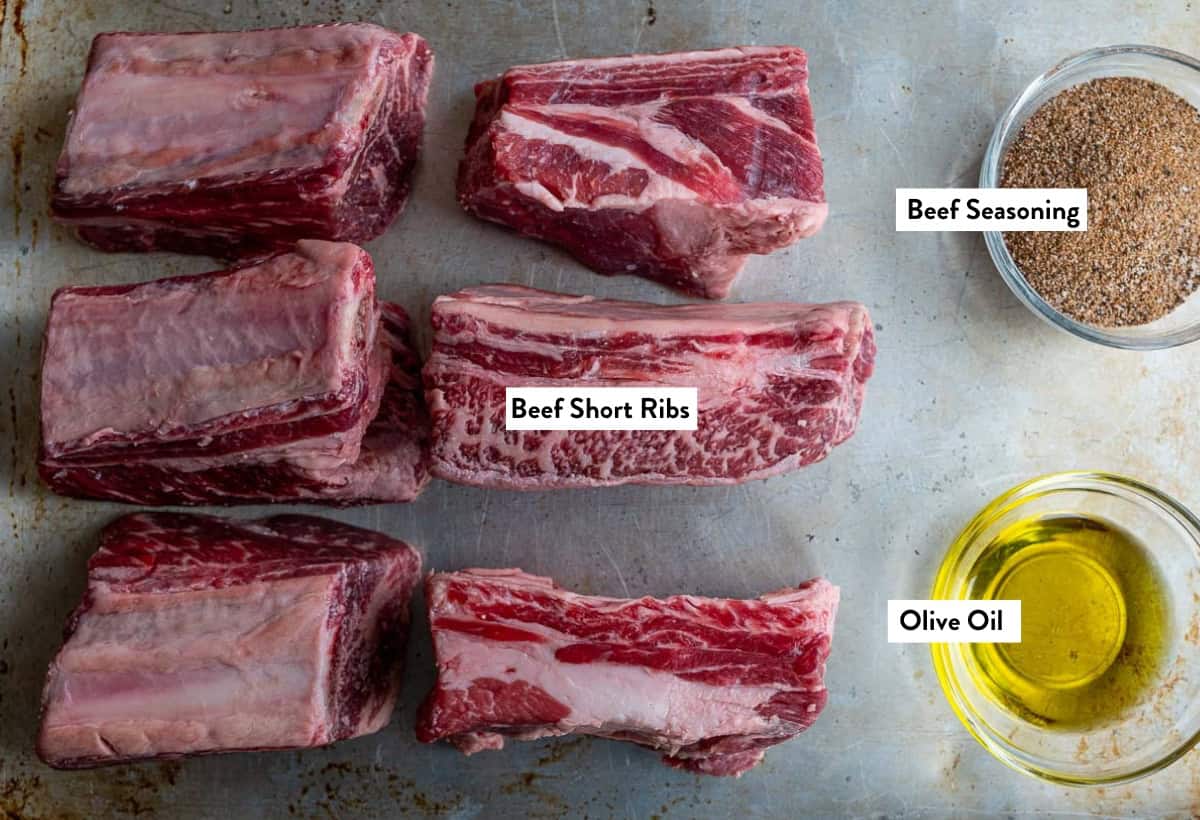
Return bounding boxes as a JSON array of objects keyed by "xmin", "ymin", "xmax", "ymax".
[
  {"xmin": 930, "ymin": 470, "xmax": 1200, "ymax": 786},
  {"xmin": 980, "ymin": 44, "xmax": 1200, "ymax": 351}
]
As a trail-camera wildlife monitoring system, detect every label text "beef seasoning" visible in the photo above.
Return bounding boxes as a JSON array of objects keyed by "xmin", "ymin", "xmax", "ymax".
[{"xmin": 895, "ymin": 188, "xmax": 1087, "ymax": 231}]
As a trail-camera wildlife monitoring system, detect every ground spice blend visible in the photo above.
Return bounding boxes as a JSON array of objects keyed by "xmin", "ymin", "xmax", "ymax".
[{"xmin": 1001, "ymin": 76, "xmax": 1200, "ymax": 327}]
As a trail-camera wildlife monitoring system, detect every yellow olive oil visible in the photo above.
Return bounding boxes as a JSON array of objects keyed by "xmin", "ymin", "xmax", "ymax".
[{"xmin": 963, "ymin": 513, "xmax": 1169, "ymax": 729}]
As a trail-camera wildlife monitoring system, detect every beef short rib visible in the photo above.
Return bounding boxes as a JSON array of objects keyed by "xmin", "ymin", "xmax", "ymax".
[
  {"xmin": 38, "ymin": 512, "xmax": 423, "ymax": 769},
  {"xmin": 417, "ymin": 569, "xmax": 838, "ymax": 776},
  {"xmin": 51, "ymin": 24, "xmax": 434, "ymax": 257},
  {"xmin": 424, "ymin": 285, "xmax": 874, "ymax": 489},
  {"xmin": 458, "ymin": 46, "xmax": 826, "ymax": 298},
  {"xmin": 38, "ymin": 240, "xmax": 430, "ymax": 505}
]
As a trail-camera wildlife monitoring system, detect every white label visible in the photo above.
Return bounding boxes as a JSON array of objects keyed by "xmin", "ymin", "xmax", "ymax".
[
  {"xmin": 895, "ymin": 188, "xmax": 1087, "ymax": 231},
  {"xmin": 887, "ymin": 600, "xmax": 1021, "ymax": 643},
  {"xmin": 505, "ymin": 387, "xmax": 699, "ymax": 431}
]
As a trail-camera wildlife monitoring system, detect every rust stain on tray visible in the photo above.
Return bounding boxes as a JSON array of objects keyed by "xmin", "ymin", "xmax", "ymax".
[
  {"xmin": 9, "ymin": 128, "xmax": 22, "ymax": 234},
  {"xmin": 500, "ymin": 771, "xmax": 567, "ymax": 813},
  {"xmin": 291, "ymin": 759, "xmax": 465, "ymax": 816},
  {"xmin": 536, "ymin": 736, "xmax": 586, "ymax": 766},
  {"xmin": 11, "ymin": 0, "xmax": 26, "ymax": 76},
  {"xmin": 0, "ymin": 773, "xmax": 83, "ymax": 820},
  {"xmin": 83, "ymin": 762, "xmax": 179, "ymax": 817},
  {"xmin": 8, "ymin": 385, "xmax": 19, "ymax": 497},
  {"xmin": 1, "ymin": 774, "xmax": 40, "ymax": 820}
]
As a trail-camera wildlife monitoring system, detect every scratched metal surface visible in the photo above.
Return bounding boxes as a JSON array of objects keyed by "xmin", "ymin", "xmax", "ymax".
[{"xmin": 3, "ymin": 0, "xmax": 1200, "ymax": 817}]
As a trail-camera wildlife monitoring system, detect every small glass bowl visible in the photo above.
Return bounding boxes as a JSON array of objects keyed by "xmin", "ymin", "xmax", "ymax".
[
  {"xmin": 980, "ymin": 45, "xmax": 1200, "ymax": 349},
  {"xmin": 932, "ymin": 472, "xmax": 1200, "ymax": 785}
]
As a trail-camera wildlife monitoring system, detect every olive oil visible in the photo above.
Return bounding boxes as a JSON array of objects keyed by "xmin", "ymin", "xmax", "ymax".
[{"xmin": 963, "ymin": 513, "xmax": 1169, "ymax": 728}]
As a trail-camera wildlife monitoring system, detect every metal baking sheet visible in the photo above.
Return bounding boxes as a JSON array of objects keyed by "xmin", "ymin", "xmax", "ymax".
[{"xmin": 3, "ymin": 1, "xmax": 1200, "ymax": 816}]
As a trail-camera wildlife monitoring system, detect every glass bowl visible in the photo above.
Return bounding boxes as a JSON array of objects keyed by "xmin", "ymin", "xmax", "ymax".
[
  {"xmin": 931, "ymin": 472, "xmax": 1200, "ymax": 785},
  {"xmin": 980, "ymin": 45, "xmax": 1200, "ymax": 349}
]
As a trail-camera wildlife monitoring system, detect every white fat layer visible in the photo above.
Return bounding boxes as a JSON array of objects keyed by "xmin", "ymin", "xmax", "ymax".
[
  {"xmin": 61, "ymin": 26, "xmax": 403, "ymax": 195},
  {"xmin": 439, "ymin": 569, "xmax": 839, "ymax": 618},
  {"xmin": 40, "ymin": 540, "xmax": 420, "ymax": 764},
  {"xmin": 435, "ymin": 631, "xmax": 783, "ymax": 751},
  {"xmin": 428, "ymin": 296, "xmax": 859, "ymax": 392},
  {"xmin": 41, "ymin": 240, "xmax": 373, "ymax": 454},
  {"xmin": 41, "ymin": 575, "xmax": 333, "ymax": 759},
  {"xmin": 719, "ymin": 96, "xmax": 818, "ymax": 149},
  {"xmin": 498, "ymin": 107, "xmax": 705, "ymax": 210},
  {"xmin": 434, "ymin": 287, "xmax": 861, "ymax": 340},
  {"xmin": 510, "ymin": 46, "xmax": 799, "ymax": 78}
]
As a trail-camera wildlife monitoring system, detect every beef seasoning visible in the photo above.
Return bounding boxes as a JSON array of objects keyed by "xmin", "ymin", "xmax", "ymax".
[{"xmin": 1001, "ymin": 76, "xmax": 1200, "ymax": 327}]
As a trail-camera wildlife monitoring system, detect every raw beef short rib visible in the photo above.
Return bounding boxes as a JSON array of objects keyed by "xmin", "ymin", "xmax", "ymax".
[
  {"xmin": 287, "ymin": 302, "xmax": 432, "ymax": 504},
  {"xmin": 52, "ymin": 24, "xmax": 434, "ymax": 257},
  {"xmin": 424, "ymin": 285, "xmax": 874, "ymax": 489},
  {"xmin": 38, "ymin": 240, "xmax": 430, "ymax": 505},
  {"xmin": 417, "ymin": 569, "xmax": 838, "ymax": 776},
  {"xmin": 458, "ymin": 46, "xmax": 826, "ymax": 298},
  {"xmin": 38, "ymin": 512, "xmax": 423, "ymax": 769}
]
